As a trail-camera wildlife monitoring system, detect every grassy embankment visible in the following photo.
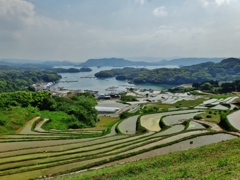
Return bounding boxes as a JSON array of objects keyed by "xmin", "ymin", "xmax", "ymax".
[
  {"xmin": 87, "ymin": 116, "xmax": 119, "ymax": 131},
  {"xmin": 40, "ymin": 111, "xmax": 74, "ymax": 130},
  {"xmin": 0, "ymin": 106, "xmax": 39, "ymax": 134},
  {"xmin": 195, "ymin": 110, "xmax": 232, "ymax": 123},
  {"xmin": 54, "ymin": 137, "xmax": 240, "ymax": 180}
]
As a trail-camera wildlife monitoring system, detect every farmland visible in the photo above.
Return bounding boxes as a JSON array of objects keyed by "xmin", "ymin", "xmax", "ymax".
[{"xmin": 0, "ymin": 92, "xmax": 240, "ymax": 179}]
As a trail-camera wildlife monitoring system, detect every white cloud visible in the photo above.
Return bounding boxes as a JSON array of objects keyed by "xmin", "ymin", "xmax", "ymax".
[
  {"xmin": 200, "ymin": 0, "xmax": 236, "ymax": 7},
  {"xmin": 0, "ymin": 0, "xmax": 35, "ymax": 29},
  {"xmin": 153, "ymin": 6, "xmax": 168, "ymax": 17}
]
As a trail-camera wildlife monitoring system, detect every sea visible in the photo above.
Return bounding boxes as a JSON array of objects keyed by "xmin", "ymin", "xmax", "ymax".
[{"xmin": 51, "ymin": 66, "xmax": 178, "ymax": 94}]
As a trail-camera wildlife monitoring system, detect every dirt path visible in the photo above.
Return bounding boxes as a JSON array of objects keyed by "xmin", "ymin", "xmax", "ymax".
[
  {"xmin": 35, "ymin": 118, "xmax": 49, "ymax": 132},
  {"xmin": 229, "ymin": 132, "xmax": 240, "ymax": 137},
  {"xmin": 193, "ymin": 120, "xmax": 223, "ymax": 131},
  {"xmin": 15, "ymin": 117, "xmax": 43, "ymax": 135}
]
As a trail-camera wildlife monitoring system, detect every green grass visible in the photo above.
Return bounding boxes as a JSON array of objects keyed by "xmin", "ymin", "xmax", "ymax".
[
  {"xmin": 80, "ymin": 116, "xmax": 119, "ymax": 131},
  {"xmin": 153, "ymin": 101, "xmax": 174, "ymax": 109},
  {"xmin": 97, "ymin": 116, "xmax": 119, "ymax": 129},
  {"xmin": 54, "ymin": 137, "xmax": 240, "ymax": 180},
  {"xmin": 153, "ymin": 98, "xmax": 206, "ymax": 109},
  {"xmin": 196, "ymin": 110, "xmax": 231, "ymax": 123},
  {"xmin": 173, "ymin": 98, "xmax": 206, "ymax": 107},
  {"xmin": 210, "ymin": 94, "xmax": 232, "ymax": 99},
  {"xmin": 40, "ymin": 111, "xmax": 74, "ymax": 130},
  {"xmin": 0, "ymin": 106, "xmax": 39, "ymax": 134}
]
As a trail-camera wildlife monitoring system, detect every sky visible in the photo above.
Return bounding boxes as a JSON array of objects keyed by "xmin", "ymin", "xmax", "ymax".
[{"xmin": 0, "ymin": 0, "xmax": 240, "ymax": 62}]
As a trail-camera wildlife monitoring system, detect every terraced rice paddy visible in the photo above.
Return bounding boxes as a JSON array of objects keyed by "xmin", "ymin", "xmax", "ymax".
[
  {"xmin": 118, "ymin": 115, "xmax": 139, "ymax": 134},
  {"xmin": 196, "ymin": 96, "xmax": 239, "ymax": 110},
  {"xmin": 99, "ymin": 133, "xmax": 237, "ymax": 168},
  {"xmin": 162, "ymin": 112, "xmax": 202, "ymax": 126},
  {"xmin": 227, "ymin": 110, "xmax": 240, "ymax": 130},
  {"xmin": 187, "ymin": 121, "xmax": 206, "ymax": 130},
  {"xmin": 150, "ymin": 125, "xmax": 185, "ymax": 137},
  {"xmin": 0, "ymin": 109, "xmax": 239, "ymax": 180},
  {"xmin": 140, "ymin": 110, "xmax": 200, "ymax": 132}
]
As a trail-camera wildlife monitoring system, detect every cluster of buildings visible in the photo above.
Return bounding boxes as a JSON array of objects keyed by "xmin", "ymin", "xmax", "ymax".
[{"xmin": 32, "ymin": 82, "xmax": 54, "ymax": 91}]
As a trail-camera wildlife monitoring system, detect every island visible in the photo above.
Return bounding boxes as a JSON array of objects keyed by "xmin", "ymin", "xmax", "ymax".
[{"xmin": 79, "ymin": 67, "xmax": 92, "ymax": 72}]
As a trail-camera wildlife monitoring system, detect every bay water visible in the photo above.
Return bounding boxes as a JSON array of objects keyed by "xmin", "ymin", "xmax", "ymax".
[{"xmin": 52, "ymin": 66, "xmax": 177, "ymax": 94}]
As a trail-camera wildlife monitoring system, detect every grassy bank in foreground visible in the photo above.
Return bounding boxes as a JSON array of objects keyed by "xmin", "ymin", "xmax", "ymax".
[{"xmin": 54, "ymin": 137, "xmax": 240, "ymax": 180}]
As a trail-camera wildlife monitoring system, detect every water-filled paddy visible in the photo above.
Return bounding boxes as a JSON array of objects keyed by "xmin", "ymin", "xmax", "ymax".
[
  {"xmin": 0, "ymin": 135, "xmax": 126, "ymax": 153},
  {"xmin": 140, "ymin": 110, "xmax": 200, "ymax": 132},
  {"xmin": 120, "ymin": 130, "xmax": 208, "ymax": 154},
  {"xmin": 118, "ymin": 115, "xmax": 139, "ymax": 134},
  {"xmin": 227, "ymin": 110, "xmax": 240, "ymax": 130},
  {"xmin": 151, "ymin": 125, "xmax": 185, "ymax": 137},
  {"xmin": 187, "ymin": 121, "xmax": 206, "ymax": 130},
  {"xmin": 163, "ymin": 112, "xmax": 201, "ymax": 126},
  {"xmin": 100, "ymin": 133, "xmax": 237, "ymax": 167}
]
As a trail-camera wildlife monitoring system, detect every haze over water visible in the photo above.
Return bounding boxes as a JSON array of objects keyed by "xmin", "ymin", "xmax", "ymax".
[{"xmin": 52, "ymin": 66, "xmax": 177, "ymax": 94}]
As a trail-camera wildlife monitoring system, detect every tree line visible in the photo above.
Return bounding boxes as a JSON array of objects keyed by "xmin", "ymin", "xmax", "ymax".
[{"xmin": 95, "ymin": 58, "xmax": 240, "ymax": 85}]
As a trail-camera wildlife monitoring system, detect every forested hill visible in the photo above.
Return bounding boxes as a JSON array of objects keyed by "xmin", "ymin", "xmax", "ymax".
[
  {"xmin": 0, "ymin": 69, "xmax": 61, "ymax": 93},
  {"xmin": 95, "ymin": 58, "xmax": 240, "ymax": 85}
]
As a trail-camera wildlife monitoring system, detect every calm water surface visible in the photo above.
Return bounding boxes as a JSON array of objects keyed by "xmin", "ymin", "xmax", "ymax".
[{"xmin": 52, "ymin": 66, "xmax": 177, "ymax": 94}]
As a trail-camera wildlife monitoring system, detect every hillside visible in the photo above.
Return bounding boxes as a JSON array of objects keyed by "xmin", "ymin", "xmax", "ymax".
[
  {"xmin": 0, "ymin": 88, "xmax": 239, "ymax": 179},
  {"xmin": 54, "ymin": 137, "xmax": 240, "ymax": 180}
]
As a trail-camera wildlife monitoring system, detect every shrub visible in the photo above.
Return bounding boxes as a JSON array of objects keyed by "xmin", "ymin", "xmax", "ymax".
[
  {"xmin": 233, "ymin": 107, "xmax": 238, "ymax": 111},
  {"xmin": 194, "ymin": 115, "xmax": 202, "ymax": 120},
  {"xmin": 119, "ymin": 111, "xmax": 131, "ymax": 119},
  {"xmin": 120, "ymin": 95, "xmax": 137, "ymax": 102},
  {"xmin": 206, "ymin": 115, "xmax": 212, "ymax": 118},
  {"xmin": 0, "ymin": 119, "xmax": 5, "ymax": 126}
]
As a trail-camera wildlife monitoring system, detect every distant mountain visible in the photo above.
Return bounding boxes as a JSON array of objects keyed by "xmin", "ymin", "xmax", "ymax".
[
  {"xmin": 0, "ymin": 59, "xmax": 77, "ymax": 70},
  {"xmin": 77, "ymin": 58, "xmax": 156, "ymax": 67},
  {"xmin": 0, "ymin": 61, "xmax": 52, "ymax": 70},
  {"xmin": 43, "ymin": 61, "xmax": 76, "ymax": 66},
  {"xmin": 158, "ymin": 58, "xmax": 223, "ymax": 66},
  {"xmin": 77, "ymin": 57, "xmax": 224, "ymax": 67},
  {"xmin": 0, "ymin": 57, "xmax": 226, "ymax": 68}
]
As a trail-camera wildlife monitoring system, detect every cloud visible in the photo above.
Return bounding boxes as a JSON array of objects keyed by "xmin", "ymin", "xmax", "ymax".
[
  {"xmin": 200, "ymin": 0, "xmax": 236, "ymax": 7},
  {"xmin": 201, "ymin": 0, "xmax": 209, "ymax": 7},
  {"xmin": 135, "ymin": 0, "xmax": 145, "ymax": 5},
  {"xmin": 0, "ymin": 0, "xmax": 240, "ymax": 60},
  {"xmin": 153, "ymin": 6, "xmax": 168, "ymax": 17},
  {"xmin": 215, "ymin": 0, "xmax": 235, "ymax": 6},
  {"xmin": 0, "ymin": 0, "xmax": 35, "ymax": 31}
]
